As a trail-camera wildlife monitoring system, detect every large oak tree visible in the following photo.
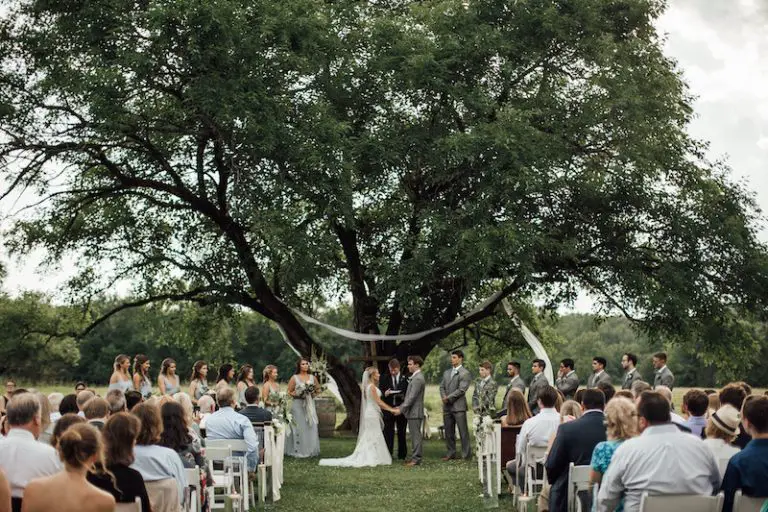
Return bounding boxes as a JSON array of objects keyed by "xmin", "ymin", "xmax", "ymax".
[{"xmin": 2, "ymin": 0, "xmax": 767, "ymax": 426}]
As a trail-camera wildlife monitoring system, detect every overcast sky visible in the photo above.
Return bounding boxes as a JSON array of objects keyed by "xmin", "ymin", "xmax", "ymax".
[{"xmin": 2, "ymin": 0, "xmax": 768, "ymax": 313}]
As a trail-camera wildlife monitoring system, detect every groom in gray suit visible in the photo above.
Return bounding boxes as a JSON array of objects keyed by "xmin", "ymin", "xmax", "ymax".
[
  {"xmin": 439, "ymin": 349, "xmax": 472, "ymax": 460},
  {"xmin": 397, "ymin": 355, "xmax": 426, "ymax": 467}
]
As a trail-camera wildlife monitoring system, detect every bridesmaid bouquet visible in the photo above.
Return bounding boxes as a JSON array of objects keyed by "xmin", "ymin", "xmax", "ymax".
[
  {"xmin": 269, "ymin": 390, "xmax": 293, "ymax": 430},
  {"xmin": 309, "ymin": 346, "xmax": 329, "ymax": 392}
]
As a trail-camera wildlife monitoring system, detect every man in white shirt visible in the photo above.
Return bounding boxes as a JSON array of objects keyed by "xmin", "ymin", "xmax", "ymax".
[
  {"xmin": 596, "ymin": 391, "xmax": 720, "ymax": 512},
  {"xmin": 655, "ymin": 386, "xmax": 689, "ymax": 430},
  {"xmin": 0, "ymin": 392, "xmax": 62, "ymax": 511},
  {"xmin": 205, "ymin": 387, "xmax": 261, "ymax": 471},
  {"xmin": 506, "ymin": 385, "xmax": 561, "ymax": 488}
]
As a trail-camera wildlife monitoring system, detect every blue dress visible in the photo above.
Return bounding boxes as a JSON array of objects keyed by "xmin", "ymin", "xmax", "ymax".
[
  {"xmin": 160, "ymin": 375, "xmax": 180, "ymax": 396},
  {"xmin": 591, "ymin": 440, "xmax": 625, "ymax": 512},
  {"xmin": 108, "ymin": 378, "xmax": 133, "ymax": 394},
  {"xmin": 286, "ymin": 375, "xmax": 320, "ymax": 458}
]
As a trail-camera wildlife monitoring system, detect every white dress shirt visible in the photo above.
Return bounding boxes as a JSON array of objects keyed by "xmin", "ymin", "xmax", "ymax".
[
  {"xmin": 205, "ymin": 406, "xmax": 260, "ymax": 470},
  {"xmin": 131, "ymin": 444, "xmax": 188, "ymax": 505},
  {"xmin": 702, "ymin": 438, "xmax": 740, "ymax": 477},
  {"xmin": 515, "ymin": 407, "xmax": 560, "ymax": 459},
  {"xmin": 0, "ymin": 429, "xmax": 62, "ymax": 498},
  {"xmin": 596, "ymin": 424, "xmax": 721, "ymax": 512}
]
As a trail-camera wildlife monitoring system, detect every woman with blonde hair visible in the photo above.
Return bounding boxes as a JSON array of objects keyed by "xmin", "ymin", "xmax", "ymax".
[
  {"xmin": 22, "ymin": 423, "xmax": 115, "ymax": 512},
  {"xmin": 702, "ymin": 404, "xmax": 741, "ymax": 477},
  {"xmin": 108, "ymin": 354, "xmax": 133, "ymax": 394},
  {"xmin": 500, "ymin": 389, "xmax": 532, "ymax": 427},
  {"xmin": 589, "ymin": 397, "xmax": 639, "ymax": 510},
  {"xmin": 262, "ymin": 365, "xmax": 280, "ymax": 411}
]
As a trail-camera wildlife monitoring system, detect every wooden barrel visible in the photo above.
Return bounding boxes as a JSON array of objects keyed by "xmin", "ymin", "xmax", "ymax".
[{"xmin": 315, "ymin": 397, "xmax": 336, "ymax": 438}]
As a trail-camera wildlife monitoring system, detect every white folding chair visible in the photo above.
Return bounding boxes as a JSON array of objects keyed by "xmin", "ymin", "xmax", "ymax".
[
  {"xmin": 639, "ymin": 492, "xmax": 724, "ymax": 512},
  {"xmin": 205, "ymin": 444, "xmax": 234, "ymax": 511},
  {"xmin": 524, "ymin": 444, "xmax": 548, "ymax": 498},
  {"xmin": 567, "ymin": 463, "xmax": 592, "ymax": 512},
  {"xmin": 115, "ymin": 497, "xmax": 142, "ymax": 512},
  {"xmin": 205, "ymin": 439, "xmax": 250, "ymax": 512},
  {"xmin": 184, "ymin": 466, "xmax": 201, "ymax": 512},
  {"xmin": 733, "ymin": 490, "xmax": 768, "ymax": 512}
]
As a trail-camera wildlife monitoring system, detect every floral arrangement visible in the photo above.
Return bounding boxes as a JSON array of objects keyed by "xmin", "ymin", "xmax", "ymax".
[
  {"xmin": 309, "ymin": 345, "xmax": 330, "ymax": 392},
  {"xmin": 268, "ymin": 390, "xmax": 293, "ymax": 432},
  {"xmin": 473, "ymin": 414, "xmax": 495, "ymax": 453}
]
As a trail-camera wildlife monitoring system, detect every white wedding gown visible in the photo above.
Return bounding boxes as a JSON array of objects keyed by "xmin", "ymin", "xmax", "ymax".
[{"xmin": 319, "ymin": 383, "xmax": 392, "ymax": 467}]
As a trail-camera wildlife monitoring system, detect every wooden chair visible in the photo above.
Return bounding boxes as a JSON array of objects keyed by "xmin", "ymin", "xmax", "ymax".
[
  {"xmin": 733, "ymin": 490, "xmax": 768, "ymax": 512},
  {"xmin": 500, "ymin": 425, "xmax": 522, "ymax": 470},
  {"xmin": 638, "ymin": 492, "xmax": 724, "ymax": 512},
  {"xmin": 114, "ymin": 497, "xmax": 142, "ymax": 512}
]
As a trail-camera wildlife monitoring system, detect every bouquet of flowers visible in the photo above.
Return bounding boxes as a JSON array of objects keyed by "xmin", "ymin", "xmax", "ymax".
[
  {"xmin": 309, "ymin": 346, "xmax": 329, "ymax": 392},
  {"xmin": 473, "ymin": 414, "xmax": 495, "ymax": 453},
  {"xmin": 268, "ymin": 390, "xmax": 293, "ymax": 431},
  {"xmin": 302, "ymin": 382, "xmax": 317, "ymax": 398}
]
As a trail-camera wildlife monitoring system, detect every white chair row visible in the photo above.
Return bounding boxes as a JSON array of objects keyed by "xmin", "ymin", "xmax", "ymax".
[{"xmin": 477, "ymin": 422, "xmax": 503, "ymax": 497}]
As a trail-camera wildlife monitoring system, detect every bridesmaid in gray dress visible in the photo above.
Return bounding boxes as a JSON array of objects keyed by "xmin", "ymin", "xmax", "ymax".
[
  {"xmin": 286, "ymin": 357, "xmax": 320, "ymax": 458},
  {"xmin": 132, "ymin": 354, "xmax": 153, "ymax": 399}
]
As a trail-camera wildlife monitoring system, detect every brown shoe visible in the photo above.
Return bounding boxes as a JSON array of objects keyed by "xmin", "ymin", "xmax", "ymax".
[
  {"xmin": 405, "ymin": 460, "xmax": 419, "ymax": 467},
  {"xmin": 441, "ymin": 456, "xmax": 455, "ymax": 461}
]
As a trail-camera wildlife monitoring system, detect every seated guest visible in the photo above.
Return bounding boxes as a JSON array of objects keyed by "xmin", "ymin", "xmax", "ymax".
[
  {"xmin": 159, "ymin": 401, "xmax": 205, "ymax": 469},
  {"xmin": 124, "ymin": 390, "xmax": 143, "ymax": 411},
  {"xmin": 0, "ymin": 393, "xmax": 62, "ymax": 512},
  {"xmin": 74, "ymin": 382, "xmax": 87, "ymax": 393},
  {"xmin": 82, "ymin": 398, "xmax": 110, "ymax": 431},
  {"xmin": 506, "ymin": 385, "xmax": 560, "ymax": 489},
  {"xmin": 205, "ymin": 388, "xmax": 260, "ymax": 471},
  {"xmin": 721, "ymin": 395, "xmax": 768, "ymax": 512},
  {"xmin": 596, "ymin": 391, "xmax": 720, "ymax": 512},
  {"xmin": 629, "ymin": 380, "xmax": 650, "ymax": 400},
  {"xmin": 34, "ymin": 392, "xmax": 53, "ymax": 444},
  {"xmin": 719, "ymin": 383, "xmax": 751, "ymax": 448},
  {"xmin": 88, "ymin": 413, "xmax": 151, "ymax": 512},
  {"xmin": 707, "ymin": 392, "xmax": 720, "ymax": 418},
  {"xmin": 655, "ymin": 386, "xmax": 689, "ymax": 431},
  {"xmin": 47, "ymin": 393, "xmax": 63, "ymax": 423},
  {"xmin": 596, "ymin": 382, "xmax": 615, "ymax": 403},
  {"xmin": 76, "ymin": 390, "xmax": 95, "ymax": 417},
  {"xmin": 1, "ymin": 469, "xmax": 10, "ymax": 512},
  {"xmin": 682, "ymin": 389, "xmax": 709, "ymax": 437},
  {"xmin": 58, "ymin": 394, "xmax": 79, "ymax": 416},
  {"xmin": 239, "ymin": 386, "xmax": 272, "ymax": 423},
  {"xmin": 546, "ymin": 389, "xmax": 607, "ymax": 512},
  {"xmin": 589, "ymin": 397, "xmax": 638, "ymax": 512},
  {"xmin": 130, "ymin": 402, "xmax": 187, "ymax": 507},
  {"xmin": 500, "ymin": 389, "xmax": 532, "ymax": 427},
  {"xmin": 703, "ymin": 405, "xmax": 741, "ymax": 478},
  {"xmin": 613, "ymin": 390, "xmax": 633, "ymax": 401},
  {"xmin": 173, "ymin": 392, "xmax": 201, "ymax": 438},
  {"xmin": 536, "ymin": 400, "xmax": 582, "ymax": 511},
  {"xmin": 50, "ymin": 414, "xmax": 85, "ymax": 449},
  {"xmin": 197, "ymin": 395, "xmax": 216, "ymax": 431},
  {"xmin": 105, "ymin": 390, "xmax": 127, "ymax": 415},
  {"xmin": 22, "ymin": 423, "xmax": 115, "ymax": 512}
]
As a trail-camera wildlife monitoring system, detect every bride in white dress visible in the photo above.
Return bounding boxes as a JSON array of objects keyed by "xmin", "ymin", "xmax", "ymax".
[{"xmin": 319, "ymin": 367, "xmax": 400, "ymax": 467}]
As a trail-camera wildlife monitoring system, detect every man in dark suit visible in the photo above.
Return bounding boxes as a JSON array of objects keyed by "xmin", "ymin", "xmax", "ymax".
[
  {"xmin": 239, "ymin": 386, "xmax": 273, "ymax": 423},
  {"xmin": 380, "ymin": 358, "xmax": 409, "ymax": 460},
  {"xmin": 545, "ymin": 389, "xmax": 607, "ymax": 512}
]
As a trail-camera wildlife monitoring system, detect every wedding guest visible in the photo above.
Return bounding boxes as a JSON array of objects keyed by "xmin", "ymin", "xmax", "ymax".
[
  {"xmin": 620, "ymin": 353, "xmax": 642, "ymax": 390},
  {"xmin": 172, "ymin": 392, "xmax": 200, "ymax": 437},
  {"xmin": 86, "ymin": 413, "xmax": 151, "ymax": 512},
  {"xmin": 46, "ymin": 393, "xmax": 63, "ymax": 423},
  {"xmin": 559, "ymin": 400, "xmax": 582, "ymax": 424},
  {"xmin": 587, "ymin": 357, "xmax": 611, "ymax": 388},
  {"xmin": 74, "ymin": 382, "xmax": 87, "ymax": 393},
  {"xmin": 158, "ymin": 358, "xmax": 180, "ymax": 396},
  {"xmin": 439, "ymin": 349, "xmax": 472, "ymax": 460},
  {"xmin": 614, "ymin": 390, "xmax": 634, "ymax": 401},
  {"xmin": 261, "ymin": 365, "xmax": 280, "ymax": 411},
  {"xmin": 214, "ymin": 363, "xmax": 235, "ymax": 397},
  {"xmin": 655, "ymin": 386, "xmax": 688, "ymax": 430},
  {"xmin": 630, "ymin": 380, "xmax": 650, "ymax": 399},
  {"xmin": 105, "ymin": 390, "xmax": 126, "ymax": 415},
  {"xmin": 546, "ymin": 389, "xmax": 607, "ymax": 512},
  {"xmin": 721, "ymin": 395, "xmax": 768, "ymax": 512},
  {"xmin": 50, "ymin": 414, "xmax": 85, "ymax": 450},
  {"xmin": 108, "ymin": 354, "xmax": 133, "ymax": 394},
  {"xmin": 0, "ymin": 469, "xmax": 10, "ymax": 512},
  {"xmin": 22, "ymin": 423, "xmax": 115, "ymax": 512},
  {"xmin": 0, "ymin": 379, "xmax": 14, "ymax": 415},
  {"xmin": 189, "ymin": 361, "xmax": 210, "ymax": 405},
  {"xmin": 58, "ymin": 394, "xmax": 78, "ymax": 416},
  {"xmin": 652, "ymin": 352, "xmax": 674, "ymax": 390},
  {"xmin": 381, "ymin": 359, "xmax": 408, "ymax": 460},
  {"xmin": 206, "ymin": 388, "xmax": 260, "ymax": 469},
  {"xmin": 500, "ymin": 389, "xmax": 532, "ymax": 427},
  {"xmin": 76, "ymin": 390, "xmax": 95, "ymax": 415},
  {"xmin": 130, "ymin": 402, "xmax": 187, "ymax": 507},
  {"xmin": 597, "ymin": 382, "xmax": 616, "ymax": 403},
  {"xmin": 236, "ymin": 364, "xmax": 256, "ymax": 408},
  {"xmin": 472, "ymin": 360, "xmax": 498, "ymax": 415},
  {"xmin": 703, "ymin": 405, "xmax": 741, "ymax": 478},
  {"xmin": 124, "ymin": 390, "xmax": 143, "ymax": 411},
  {"xmin": 498, "ymin": 362, "xmax": 526, "ymax": 418},
  {"xmin": 527, "ymin": 359, "xmax": 548, "ymax": 414},
  {"xmin": 160, "ymin": 401, "xmax": 205, "ymax": 469},
  {"xmin": 574, "ymin": 388, "xmax": 586, "ymax": 405},
  {"xmin": 719, "ymin": 383, "xmax": 751, "ymax": 448},
  {"xmin": 555, "ymin": 359, "xmax": 579, "ymax": 400},
  {"xmin": 537, "ymin": 400, "xmax": 583, "ymax": 512},
  {"xmin": 285, "ymin": 357, "xmax": 320, "ymax": 458},
  {"xmin": 33, "ymin": 393, "xmax": 53, "ymax": 444},
  {"xmin": 239, "ymin": 387, "xmax": 272, "ymax": 424},
  {"xmin": 83, "ymin": 398, "xmax": 109, "ymax": 431},
  {"xmin": 596, "ymin": 392, "xmax": 720, "ymax": 512},
  {"xmin": 132, "ymin": 354, "xmax": 153, "ymax": 399},
  {"xmin": 589, "ymin": 397, "xmax": 638, "ymax": 512},
  {"xmin": 708, "ymin": 392, "xmax": 721, "ymax": 417},
  {"xmin": 0, "ymin": 393, "xmax": 62, "ymax": 512},
  {"xmin": 682, "ymin": 389, "xmax": 709, "ymax": 437}
]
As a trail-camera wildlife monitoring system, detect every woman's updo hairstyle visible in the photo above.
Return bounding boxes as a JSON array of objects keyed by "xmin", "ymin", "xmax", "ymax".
[
  {"xmin": 114, "ymin": 354, "xmax": 130, "ymax": 372},
  {"xmin": 57, "ymin": 422, "xmax": 103, "ymax": 469}
]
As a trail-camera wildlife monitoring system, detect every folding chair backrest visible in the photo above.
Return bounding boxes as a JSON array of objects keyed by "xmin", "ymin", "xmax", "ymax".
[
  {"xmin": 184, "ymin": 466, "xmax": 201, "ymax": 512},
  {"xmin": 567, "ymin": 463, "xmax": 592, "ymax": 512},
  {"xmin": 733, "ymin": 490, "xmax": 768, "ymax": 512},
  {"xmin": 263, "ymin": 425, "xmax": 274, "ymax": 467},
  {"xmin": 145, "ymin": 478, "xmax": 181, "ymax": 512},
  {"xmin": 115, "ymin": 497, "xmax": 142, "ymax": 512},
  {"xmin": 206, "ymin": 438, "xmax": 248, "ymax": 452},
  {"xmin": 639, "ymin": 492, "xmax": 724, "ymax": 512},
  {"xmin": 526, "ymin": 444, "xmax": 548, "ymax": 466}
]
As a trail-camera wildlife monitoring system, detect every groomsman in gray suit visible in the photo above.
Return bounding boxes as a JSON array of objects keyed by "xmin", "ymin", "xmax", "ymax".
[
  {"xmin": 652, "ymin": 352, "xmax": 675, "ymax": 390},
  {"xmin": 497, "ymin": 361, "xmax": 526, "ymax": 417},
  {"xmin": 555, "ymin": 358, "xmax": 579, "ymax": 399},
  {"xmin": 587, "ymin": 357, "xmax": 612, "ymax": 389},
  {"xmin": 621, "ymin": 353, "xmax": 642, "ymax": 390},
  {"xmin": 439, "ymin": 349, "xmax": 472, "ymax": 460},
  {"xmin": 397, "ymin": 355, "xmax": 426, "ymax": 467},
  {"xmin": 527, "ymin": 359, "xmax": 548, "ymax": 414}
]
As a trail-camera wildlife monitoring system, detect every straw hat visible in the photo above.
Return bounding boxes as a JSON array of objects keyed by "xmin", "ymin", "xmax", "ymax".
[{"xmin": 710, "ymin": 404, "xmax": 741, "ymax": 437}]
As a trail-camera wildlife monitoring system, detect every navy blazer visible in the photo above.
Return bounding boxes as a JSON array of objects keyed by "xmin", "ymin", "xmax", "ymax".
[{"xmin": 545, "ymin": 410, "xmax": 607, "ymax": 512}]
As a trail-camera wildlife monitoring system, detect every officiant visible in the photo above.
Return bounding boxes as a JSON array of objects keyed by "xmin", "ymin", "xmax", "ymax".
[{"xmin": 381, "ymin": 358, "xmax": 409, "ymax": 460}]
